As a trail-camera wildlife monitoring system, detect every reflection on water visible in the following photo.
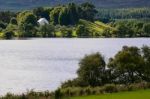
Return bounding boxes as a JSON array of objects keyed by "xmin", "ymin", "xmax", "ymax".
[{"xmin": 0, "ymin": 38, "xmax": 149, "ymax": 95}]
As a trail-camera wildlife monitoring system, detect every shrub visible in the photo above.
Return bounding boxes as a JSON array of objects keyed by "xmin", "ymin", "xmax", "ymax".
[
  {"xmin": 10, "ymin": 17, "xmax": 17, "ymax": 25},
  {"xmin": 84, "ymin": 87, "xmax": 92, "ymax": 95},
  {"xmin": 103, "ymin": 84, "xmax": 118, "ymax": 93},
  {"xmin": 3, "ymin": 30, "xmax": 14, "ymax": 39},
  {"xmin": 116, "ymin": 84, "xmax": 128, "ymax": 92}
]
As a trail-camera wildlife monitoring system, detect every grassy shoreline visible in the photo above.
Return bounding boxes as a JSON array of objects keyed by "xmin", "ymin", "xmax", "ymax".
[
  {"xmin": 68, "ymin": 89, "xmax": 150, "ymax": 99},
  {"xmin": 1, "ymin": 88, "xmax": 150, "ymax": 99}
]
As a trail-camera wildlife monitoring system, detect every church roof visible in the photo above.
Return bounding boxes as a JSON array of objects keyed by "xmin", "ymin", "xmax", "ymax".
[{"xmin": 37, "ymin": 18, "xmax": 49, "ymax": 25}]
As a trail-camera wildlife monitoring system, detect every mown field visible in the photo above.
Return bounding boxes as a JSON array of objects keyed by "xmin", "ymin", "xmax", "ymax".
[
  {"xmin": 78, "ymin": 19, "xmax": 115, "ymax": 33},
  {"xmin": 54, "ymin": 19, "xmax": 115, "ymax": 37},
  {"xmin": 67, "ymin": 89, "xmax": 150, "ymax": 99}
]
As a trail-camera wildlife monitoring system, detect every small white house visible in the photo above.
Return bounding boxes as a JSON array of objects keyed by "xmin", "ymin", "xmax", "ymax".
[{"xmin": 37, "ymin": 18, "xmax": 49, "ymax": 26}]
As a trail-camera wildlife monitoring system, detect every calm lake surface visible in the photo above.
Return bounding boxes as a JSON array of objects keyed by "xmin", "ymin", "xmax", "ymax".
[{"xmin": 0, "ymin": 38, "xmax": 150, "ymax": 95}]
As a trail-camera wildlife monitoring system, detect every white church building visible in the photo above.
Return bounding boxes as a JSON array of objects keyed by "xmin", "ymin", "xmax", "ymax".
[{"xmin": 37, "ymin": 18, "xmax": 49, "ymax": 26}]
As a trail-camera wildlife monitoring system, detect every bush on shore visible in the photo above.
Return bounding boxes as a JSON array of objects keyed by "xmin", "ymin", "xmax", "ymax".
[{"xmin": 57, "ymin": 82, "xmax": 150, "ymax": 98}]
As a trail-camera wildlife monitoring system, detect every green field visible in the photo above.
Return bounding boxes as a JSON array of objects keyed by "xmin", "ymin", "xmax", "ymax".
[
  {"xmin": 54, "ymin": 19, "xmax": 115, "ymax": 37},
  {"xmin": 68, "ymin": 89, "xmax": 150, "ymax": 99},
  {"xmin": 78, "ymin": 19, "xmax": 115, "ymax": 36}
]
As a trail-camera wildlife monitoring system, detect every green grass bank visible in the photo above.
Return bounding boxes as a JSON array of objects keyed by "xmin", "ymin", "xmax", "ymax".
[{"xmin": 68, "ymin": 89, "xmax": 150, "ymax": 99}]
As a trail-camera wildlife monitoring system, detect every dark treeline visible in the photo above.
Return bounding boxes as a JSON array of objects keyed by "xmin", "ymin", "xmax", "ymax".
[
  {"xmin": 97, "ymin": 8, "xmax": 150, "ymax": 22},
  {"xmin": 49, "ymin": 3, "xmax": 97, "ymax": 25},
  {"xmin": 0, "ymin": 11, "xmax": 16, "ymax": 23},
  {"xmin": 109, "ymin": 19, "xmax": 150, "ymax": 37},
  {"xmin": 0, "ymin": 0, "xmax": 150, "ymax": 11},
  {"xmin": 0, "ymin": 11, "xmax": 16, "ymax": 30}
]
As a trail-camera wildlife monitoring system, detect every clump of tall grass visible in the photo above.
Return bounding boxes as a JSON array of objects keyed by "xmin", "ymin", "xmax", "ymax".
[
  {"xmin": 1, "ymin": 82, "xmax": 150, "ymax": 99},
  {"xmin": 1, "ymin": 90, "xmax": 52, "ymax": 99},
  {"xmin": 58, "ymin": 82, "xmax": 150, "ymax": 98}
]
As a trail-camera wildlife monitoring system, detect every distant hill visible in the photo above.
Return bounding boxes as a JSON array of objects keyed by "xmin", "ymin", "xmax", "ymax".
[{"xmin": 0, "ymin": 0, "xmax": 150, "ymax": 11}]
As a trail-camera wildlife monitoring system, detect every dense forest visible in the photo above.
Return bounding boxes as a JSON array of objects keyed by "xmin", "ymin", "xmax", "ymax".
[
  {"xmin": 97, "ymin": 8, "xmax": 150, "ymax": 20},
  {"xmin": 0, "ymin": 0, "xmax": 150, "ymax": 11},
  {"xmin": 0, "ymin": 3, "xmax": 150, "ymax": 39}
]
